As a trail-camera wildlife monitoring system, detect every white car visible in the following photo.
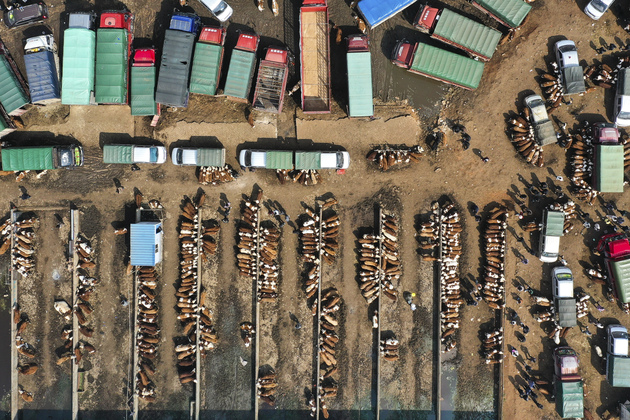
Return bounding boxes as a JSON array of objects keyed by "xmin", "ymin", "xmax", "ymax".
[
  {"xmin": 615, "ymin": 68, "xmax": 630, "ymax": 127},
  {"xmin": 584, "ymin": 0, "xmax": 615, "ymax": 20},
  {"xmin": 197, "ymin": 0, "xmax": 233, "ymax": 22}
]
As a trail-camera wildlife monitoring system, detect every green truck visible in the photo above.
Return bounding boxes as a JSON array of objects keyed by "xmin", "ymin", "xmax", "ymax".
[
  {"xmin": 592, "ymin": 123, "xmax": 624, "ymax": 193},
  {"xmin": 223, "ymin": 32, "xmax": 259, "ymax": 101},
  {"xmin": 130, "ymin": 48, "xmax": 158, "ymax": 116},
  {"xmin": 346, "ymin": 35, "xmax": 373, "ymax": 118},
  {"xmin": 553, "ymin": 347, "xmax": 584, "ymax": 419},
  {"xmin": 62, "ymin": 13, "xmax": 97, "ymax": 105},
  {"xmin": 190, "ymin": 26, "xmax": 226, "ymax": 96},
  {"xmin": 0, "ymin": 39, "xmax": 29, "ymax": 116},
  {"xmin": 1, "ymin": 145, "xmax": 84, "ymax": 171},
  {"xmin": 471, "ymin": 0, "xmax": 531, "ymax": 28},
  {"xmin": 103, "ymin": 144, "xmax": 167, "ymax": 164},
  {"xmin": 606, "ymin": 324, "xmax": 630, "ymax": 387},
  {"xmin": 391, "ymin": 41, "xmax": 484, "ymax": 90},
  {"xmin": 95, "ymin": 11, "xmax": 134, "ymax": 104}
]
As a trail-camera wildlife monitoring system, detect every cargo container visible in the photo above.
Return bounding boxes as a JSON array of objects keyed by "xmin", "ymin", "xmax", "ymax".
[
  {"xmin": 0, "ymin": 38, "xmax": 28, "ymax": 115},
  {"xmin": 252, "ymin": 47, "xmax": 289, "ymax": 113},
  {"xmin": 23, "ymin": 34, "xmax": 60, "ymax": 105},
  {"xmin": 62, "ymin": 12, "xmax": 97, "ymax": 105},
  {"xmin": 346, "ymin": 35, "xmax": 373, "ymax": 118},
  {"xmin": 471, "ymin": 0, "xmax": 531, "ymax": 28},
  {"xmin": 130, "ymin": 48, "xmax": 158, "ymax": 116},
  {"xmin": 190, "ymin": 26, "xmax": 226, "ymax": 96},
  {"xmin": 1, "ymin": 145, "xmax": 83, "ymax": 171},
  {"xmin": 300, "ymin": 0, "xmax": 331, "ymax": 113},
  {"xmin": 95, "ymin": 11, "xmax": 134, "ymax": 104},
  {"xmin": 223, "ymin": 32, "xmax": 259, "ymax": 101}
]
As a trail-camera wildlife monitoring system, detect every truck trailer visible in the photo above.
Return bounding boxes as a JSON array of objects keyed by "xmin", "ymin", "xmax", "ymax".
[
  {"xmin": 252, "ymin": 47, "xmax": 289, "ymax": 114},
  {"xmin": 62, "ymin": 12, "xmax": 96, "ymax": 105},
  {"xmin": 190, "ymin": 26, "xmax": 226, "ymax": 96},
  {"xmin": 346, "ymin": 35, "xmax": 373, "ymax": 118},
  {"xmin": 130, "ymin": 48, "xmax": 158, "ymax": 116},
  {"xmin": 592, "ymin": 122, "xmax": 624, "ymax": 193},
  {"xmin": 553, "ymin": 347, "xmax": 584, "ymax": 419},
  {"xmin": 470, "ymin": 0, "xmax": 531, "ymax": 28},
  {"xmin": 1, "ymin": 145, "xmax": 83, "ymax": 171},
  {"xmin": 300, "ymin": 0, "xmax": 331, "ymax": 113},
  {"xmin": 23, "ymin": 34, "xmax": 60, "ymax": 105},
  {"xmin": 95, "ymin": 11, "xmax": 134, "ymax": 104},
  {"xmin": 0, "ymin": 38, "xmax": 29, "ymax": 115},
  {"xmin": 223, "ymin": 32, "xmax": 259, "ymax": 101}
]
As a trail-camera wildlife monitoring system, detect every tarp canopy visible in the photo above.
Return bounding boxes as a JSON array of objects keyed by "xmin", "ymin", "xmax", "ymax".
[
  {"xmin": 224, "ymin": 49, "xmax": 256, "ymax": 99},
  {"xmin": 265, "ymin": 150, "xmax": 293, "ymax": 169},
  {"xmin": 612, "ymin": 259, "xmax": 630, "ymax": 303},
  {"xmin": 1, "ymin": 147, "xmax": 54, "ymax": 171},
  {"xmin": 473, "ymin": 0, "xmax": 531, "ymax": 28},
  {"xmin": 555, "ymin": 380, "xmax": 584, "ymax": 419},
  {"xmin": 607, "ymin": 356, "xmax": 630, "ymax": 387},
  {"xmin": 197, "ymin": 148, "xmax": 225, "ymax": 166},
  {"xmin": 130, "ymin": 222, "xmax": 162, "ymax": 266},
  {"xmin": 130, "ymin": 66, "xmax": 157, "ymax": 116},
  {"xmin": 62, "ymin": 28, "xmax": 96, "ymax": 105},
  {"xmin": 557, "ymin": 298, "xmax": 577, "ymax": 327},
  {"xmin": 595, "ymin": 145, "xmax": 624, "ymax": 193},
  {"xmin": 95, "ymin": 28, "xmax": 128, "ymax": 104},
  {"xmin": 535, "ymin": 121, "xmax": 556, "ymax": 146},
  {"xmin": 24, "ymin": 50, "xmax": 60, "ymax": 104},
  {"xmin": 347, "ymin": 51, "xmax": 373, "ymax": 117},
  {"xmin": 357, "ymin": 0, "xmax": 417, "ymax": 28},
  {"xmin": 155, "ymin": 29, "xmax": 195, "ymax": 107},
  {"xmin": 295, "ymin": 151, "xmax": 321, "ymax": 169},
  {"xmin": 103, "ymin": 144, "xmax": 133, "ymax": 164},
  {"xmin": 433, "ymin": 8, "xmax": 501, "ymax": 60},
  {"xmin": 410, "ymin": 43, "xmax": 484, "ymax": 90},
  {"xmin": 190, "ymin": 42, "xmax": 223, "ymax": 95},
  {"xmin": 0, "ymin": 56, "xmax": 28, "ymax": 114},
  {"xmin": 563, "ymin": 65, "xmax": 586, "ymax": 95},
  {"xmin": 544, "ymin": 210, "xmax": 565, "ymax": 237}
]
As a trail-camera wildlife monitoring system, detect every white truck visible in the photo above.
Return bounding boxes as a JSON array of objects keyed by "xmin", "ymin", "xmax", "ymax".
[
  {"xmin": 171, "ymin": 147, "xmax": 225, "ymax": 166},
  {"xmin": 606, "ymin": 324, "xmax": 630, "ymax": 387},
  {"xmin": 239, "ymin": 149, "xmax": 350, "ymax": 170},
  {"xmin": 539, "ymin": 208, "xmax": 565, "ymax": 263},
  {"xmin": 552, "ymin": 267, "xmax": 577, "ymax": 327},
  {"xmin": 103, "ymin": 144, "xmax": 167, "ymax": 164}
]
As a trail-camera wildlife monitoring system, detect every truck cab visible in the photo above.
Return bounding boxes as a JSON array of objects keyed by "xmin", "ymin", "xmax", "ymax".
[
  {"xmin": 320, "ymin": 151, "xmax": 350, "ymax": 169},
  {"xmin": 56, "ymin": 145, "xmax": 84, "ymax": 168},
  {"xmin": 169, "ymin": 13, "xmax": 201, "ymax": 33},
  {"xmin": 552, "ymin": 267, "xmax": 577, "ymax": 327},
  {"xmin": 608, "ymin": 324, "xmax": 629, "ymax": 356},
  {"xmin": 594, "ymin": 122, "xmax": 620, "ymax": 144},
  {"xmin": 133, "ymin": 49, "xmax": 156, "ymax": 67},
  {"xmin": 68, "ymin": 12, "xmax": 96, "ymax": 30},
  {"xmin": 539, "ymin": 209, "xmax": 565, "ymax": 263},
  {"xmin": 391, "ymin": 40, "xmax": 415, "ymax": 69},
  {"xmin": 597, "ymin": 233, "xmax": 630, "ymax": 303},
  {"xmin": 413, "ymin": 4, "xmax": 441, "ymax": 33}
]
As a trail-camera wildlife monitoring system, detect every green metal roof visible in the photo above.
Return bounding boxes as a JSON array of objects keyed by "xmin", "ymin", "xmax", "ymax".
[
  {"xmin": 474, "ymin": 0, "xmax": 531, "ymax": 28},
  {"xmin": 131, "ymin": 66, "xmax": 157, "ymax": 116},
  {"xmin": 61, "ymin": 28, "xmax": 96, "ymax": 105},
  {"xmin": 544, "ymin": 210, "xmax": 565, "ymax": 237},
  {"xmin": 410, "ymin": 43, "xmax": 485, "ymax": 90},
  {"xmin": 197, "ymin": 148, "xmax": 225, "ymax": 166},
  {"xmin": 555, "ymin": 380, "xmax": 583, "ymax": 418},
  {"xmin": 223, "ymin": 49, "xmax": 256, "ymax": 100},
  {"xmin": 433, "ymin": 8, "xmax": 502, "ymax": 60},
  {"xmin": 1, "ymin": 147, "xmax": 54, "ymax": 171},
  {"xmin": 295, "ymin": 151, "xmax": 321, "ymax": 170},
  {"xmin": 607, "ymin": 356, "xmax": 630, "ymax": 387},
  {"xmin": 266, "ymin": 150, "xmax": 293, "ymax": 170},
  {"xmin": 103, "ymin": 144, "xmax": 133, "ymax": 164},
  {"xmin": 347, "ymin": 51, "xmax": 373, "ymax": 117},
  {"xmin": 595, "ymin": 145, "xmax": 624, "ymax": 193},
  {"xmin": 190, "ymin": 42, "xmax": 223, "ymax": 95},
  {"xmin": 612, "ymin": 259, "xmax": 630, "ymax": 303},
  {"xmin": 0, "ymin": 56, "xmax": 27, "ymax": 115},
  {"xmin": 95, "ymin": 29, "xmax": 128, "ymax": 104}
]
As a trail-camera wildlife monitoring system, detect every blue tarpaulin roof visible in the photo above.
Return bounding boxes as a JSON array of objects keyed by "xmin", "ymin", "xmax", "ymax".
[
  {"xmin": 24, "ymin": 51, "xmax": 60, "ymax": 104},
  {"xmin": 130, "ymin": 222, "xmax": 162, "ymax": 267},
  {"xmin": 358, "ymin": 0, "xmax": 417, "ymax": 28}
]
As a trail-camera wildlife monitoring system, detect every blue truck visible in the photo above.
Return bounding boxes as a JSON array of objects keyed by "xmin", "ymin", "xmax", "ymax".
[
  {"xmin": 357, "ymin": 0, "xmax": 418, "ymax": 28},
  {"xmin": 155, "ymin": 12, "xmax": 200, "ymax": 108}
]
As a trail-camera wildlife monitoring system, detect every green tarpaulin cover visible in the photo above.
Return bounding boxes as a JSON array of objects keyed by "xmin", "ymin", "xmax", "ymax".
[
  {"xmin": 95, "ymin": 29, "xmax": 128, "ymax": 104},
  {"xmin": 131, "ymin": 66, "xmax": 157, "ymax": 116},
  {"xmin": 103, "ymin": 144, "xmax": 133, "ymax": 164},
  {"xmin": 595, "ymin": 145, "xmax": 624, "ymax": 193},
  {"xmin": 612, "ymin": 259, "xmax": 630, "ymax": 303},
  {"xmin": 197, "ymin": 148, "xmax": 225, "ymax": 166},
  {"xmin": 433, "ymin": 8, "xmax": 501, "ymax": 60},
  {"xmin": 190, "ymin": 42, "xmax": 223, "ymax": 95},
  {"xmin": 62, "ymin": 28, "xmax": 96, "ymax": 105},
  {"xmin": 0, "ymin": 56, "xmax": 27, "ymax": 114},
  {"xmin": 347, "ymin": 51, "xmax": 373, "ymax": 117},
  {"xmin": 473, "ymin": 0, "xmax": 531, "ymax": 28},
  {"xmin": 607, "ymin": 356, "xmax": 630, "ymax": 387},
  {"xmin": 1, "ymin": 147, "xmax": 54, "ymax": 171},
  {"xmin": 410, "ymin": 43, "xmax": 485, "ymax": 90},
  {"xmin": 555, "ymin": 380, "xmax": 583, "ymax": 418},
  {"xmin": 265, "ymin": 150, "xmax": 293, "ymax": 169},
  {"xmin": 224, "ymin": 49, "xmax": 256, "ymax": 99},
  {"xmin": 295, "ymin": 151, "xmax": 321, "ymax": 170},
  {"xmin": 544, "ymin": 210, "xmax": 565, "ymax": 237}
]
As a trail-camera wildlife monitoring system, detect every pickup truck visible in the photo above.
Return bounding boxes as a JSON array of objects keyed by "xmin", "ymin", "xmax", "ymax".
[
  {"xmin": 539, "ymin": 208, "xmax": 564, "ymax": 263},
  {"xmin": 103, "ymin": 144, "xmax": 167, "ymax": 164},
  {"xmin": 1, "ymin": 145, "xmax": 83, "ymax": 171},
  {"xmin": 552, "ymin": 267, "xmax": 577, "ymax": 328},
  {"xmin": 171, "ymin": 147, "xmax": 226, "ymax": 167},
  {"xmin": 524, "ymin": 95, "xmax": 556, "ymax": 146},
  {"xmin": 597, "ymin": 233, "xmax": 630, "ymax": 304},
  {"xmin": 23, "ymin": 34, "xmax": 60, "ymax": 105},
  {"xmin": 592, "ymin": 122, "xmax": 624, "ymax": 193},
  {"xmin": 606, "ymin": 324, "xmax": 630, "ymax": 387},
  {"xmin": 555, "ymin": 40, "xmax": 586, "ymax": 96},
  {"xmin": 553, "ymin": 346, "xmax": 584, "ymax": 419},
  {"xmin": 239, "ymin": 149, "xmax": 350, "ymax": 170}
]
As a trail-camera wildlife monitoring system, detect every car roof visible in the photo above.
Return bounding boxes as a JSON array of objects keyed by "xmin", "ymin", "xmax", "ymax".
[{"xmin": 8, "ymin": 3, "xmax": 43, "ymax": 21}]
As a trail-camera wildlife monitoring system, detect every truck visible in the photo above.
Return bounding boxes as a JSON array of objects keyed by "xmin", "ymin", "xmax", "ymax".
[
  {"xmin": 539, "ymin": 208, "xmax": 564, "ymax": 263},
  {"xmin": 23, "ymin": 34, "xmax": 60, "ymax": 105},
  {"xmin": 252, "ymin": 47, "xmax": 289, "ymax": 114},
  {"xmin": 223, "ymin": 32, "xmax": 260, "ymax": 101},
  {"xmin": 239, "ymin": 149, "xmax": 350, "ymax": 170},
  {"xmin": 0, "ymin": 38, "xmax": 29, "ymax": 115},
  {"xmin": 357, "ymin": 0, "xmax": 417, "ymax": 28},
  {"xmin": 552, "ymin": 347, "xmax": 584, "ymax": 419},
  {"xmin": 190, "ymin": 26, "xmax": 226, "ymax": 96},
  {"xmin": 470, "ymin": 0, "xmax": 531, "ymax": 28},
  {"xmin": 391, "ymin": 41, "xmax": 484, "ymax": 90},
  {"xmin": 597, "ymin": 233, "xmax": 630, "ymax": 304},
  {"xmin": 524, "ymin": 94, "xmax": 556, "ymax": 146},
  {"xmin": 62, "ymin": 13, "xmax": 97, "ymax": 105},
  {"xmin": 155, "ymin": 12, "xmax": 201, "ymax": 108},
  {"xmin": 555, "ymin": 40, "xmax": 586, "ymax": 96},
  {"xmin": 1, "ymin": 145, "xmax": 84, "ymax": 171},
  {"xmin": 130, "ymin": 48, "xmax": 158, "ymax": 116},
  {"xmin": 103, "ymin": 144, "xmax": 167, "ymax": 164},
  {"xmin": 592, "ymin": 122, "xmax": 624, "ymax": 193},
  {"xmin": 95, "ymin": 11, "xmax": 134, "ymax": 104},
  {"xmin": 552, "ymin": 267, "xmax": 577, "ymax": 328},
  {"xmin": 606, "ymin": 324, "xmax": 630, "ymax": 387},
  {"xmin": 413, "ymin": 4, "xmax": 502, "ymax": 62},
  {"xmin": 171, "ymin": 147, "xmax": 226, "ymax": 166},
  {"xmin": 346, "ymin": 35, "xmax": 373, "ymax": 118},
  {"xmin": 300, "ymin": 0, "xmax": 331, "ymax": 113}
]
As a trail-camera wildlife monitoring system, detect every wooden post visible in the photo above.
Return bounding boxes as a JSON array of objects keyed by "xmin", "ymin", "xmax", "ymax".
[
  {"xmin": 315, "ymin": 205, "xmax": 323, "ymax": 420},
  {"xmin": 10, "ymin": 208, "xmax": 18, "ymax": 420},
  {"xmin": 376, "ymin": 207, "xmax": 383, "ymax": 420},
  {"xmin": 132, "ymin": 265, "xmax": 139, "ymax": 420},
  {"xmin": 71, "ymin": 209, "xmax": 80, "ymax": 420},
  {"xmin": 436, "ymin": 204, "xmax": 442, "ymax": 420},
  {"xmin": 194, "ymin": 206, "xmax": 203, "ymax": 420},
  {"xmin": 254, "ymin": 206, "xmax": 261, "ymax": 420}
]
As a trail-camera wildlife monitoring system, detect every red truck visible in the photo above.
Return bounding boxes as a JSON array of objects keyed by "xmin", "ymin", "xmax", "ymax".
[
  {"xmin": 597, "ymin": 233, "xmax": 630, "ymax": 305},
  {"xmin": 252, "ymin": 47, "xmax": 289, "ymax": 114},
  {"xmin": 190, "ymin": 26, "xmax": 226, "ymax": 96},
  {"xmin": 95, "ymin": 11, "xmax": 134, "ymax": 104},
  {"xmin": 223, "ymin": 32, "xmax": 260, "ymax": 102}
]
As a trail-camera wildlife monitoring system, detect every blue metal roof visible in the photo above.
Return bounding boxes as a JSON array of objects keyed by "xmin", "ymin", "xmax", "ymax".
[
  {"xmin": 357, "ymin": 0, "xmax": 417, "ymax": 28},
  {"xmin": 130, "ymin": 222, "xmax": 162, "ymax": 266}
]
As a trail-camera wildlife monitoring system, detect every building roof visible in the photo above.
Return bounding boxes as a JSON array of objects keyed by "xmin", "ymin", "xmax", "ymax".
[
  {"xmin": 357, "ymin": 0, "xmax": 417, "ymax": 28},
  {"xmin": 130, "ymin": 222, "xmax": 162, "ymax": 266}
]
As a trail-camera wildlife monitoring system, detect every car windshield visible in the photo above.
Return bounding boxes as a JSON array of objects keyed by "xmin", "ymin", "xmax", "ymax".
[
  {"xmin": 619, "ymin": 111, "xmax": 630, "ymax": 120},
  {"xmin": 590, "ymin": 0, "xmax": 608, "ymax": 12},
  {"xmin": 150, "ymin": 148, "xmax": 158, "ymax": 162},
  {"xmin": 556, "ymin": 273, "xmax": 572, "ymax": 280},
  {"xmin": 214, "ymin": 2, "xmax": 227, "ymax": 14}
]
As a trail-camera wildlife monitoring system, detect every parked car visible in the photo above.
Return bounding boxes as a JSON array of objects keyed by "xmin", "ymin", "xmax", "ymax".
[
  {"xmin": 103, "ymin": 144, "xmax": 167, "ymax": 164},
  {"xmin": 197, "ymin": 0, "xmax": 233, "ymax": 22},
  {"xmin": 584, "ymin": 0, "xmax": 615, "ymax": 20},
  {"xmin": 615, "ymin": 68, "xmax": 630, "ymax": 127},
  {"xmin": 606, "ymin": 324, "xmax": 630, "ymax": 387},
  {"xmin": 524, "ymin": 94, "xmax": 556, "ymax": 146},
  {"xmin": 552, "ymin": 267, "xmax": 577, "ymax": 327},
  {"xmin": 554, "ymin": 40, "xmax": 585, "ymax": 95},
  {"xmin": 539, "ymin": 208, "xmax": 565, "ymax": 263},
  {"xmin": 3, "ymin": 2, "xmax": 48, "ymax": 29}
]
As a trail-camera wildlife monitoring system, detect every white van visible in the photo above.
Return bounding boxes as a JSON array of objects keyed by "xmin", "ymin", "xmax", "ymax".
[{"xmin": 539, "ymin": 209, "xmax": 565, "ymax": 263}]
